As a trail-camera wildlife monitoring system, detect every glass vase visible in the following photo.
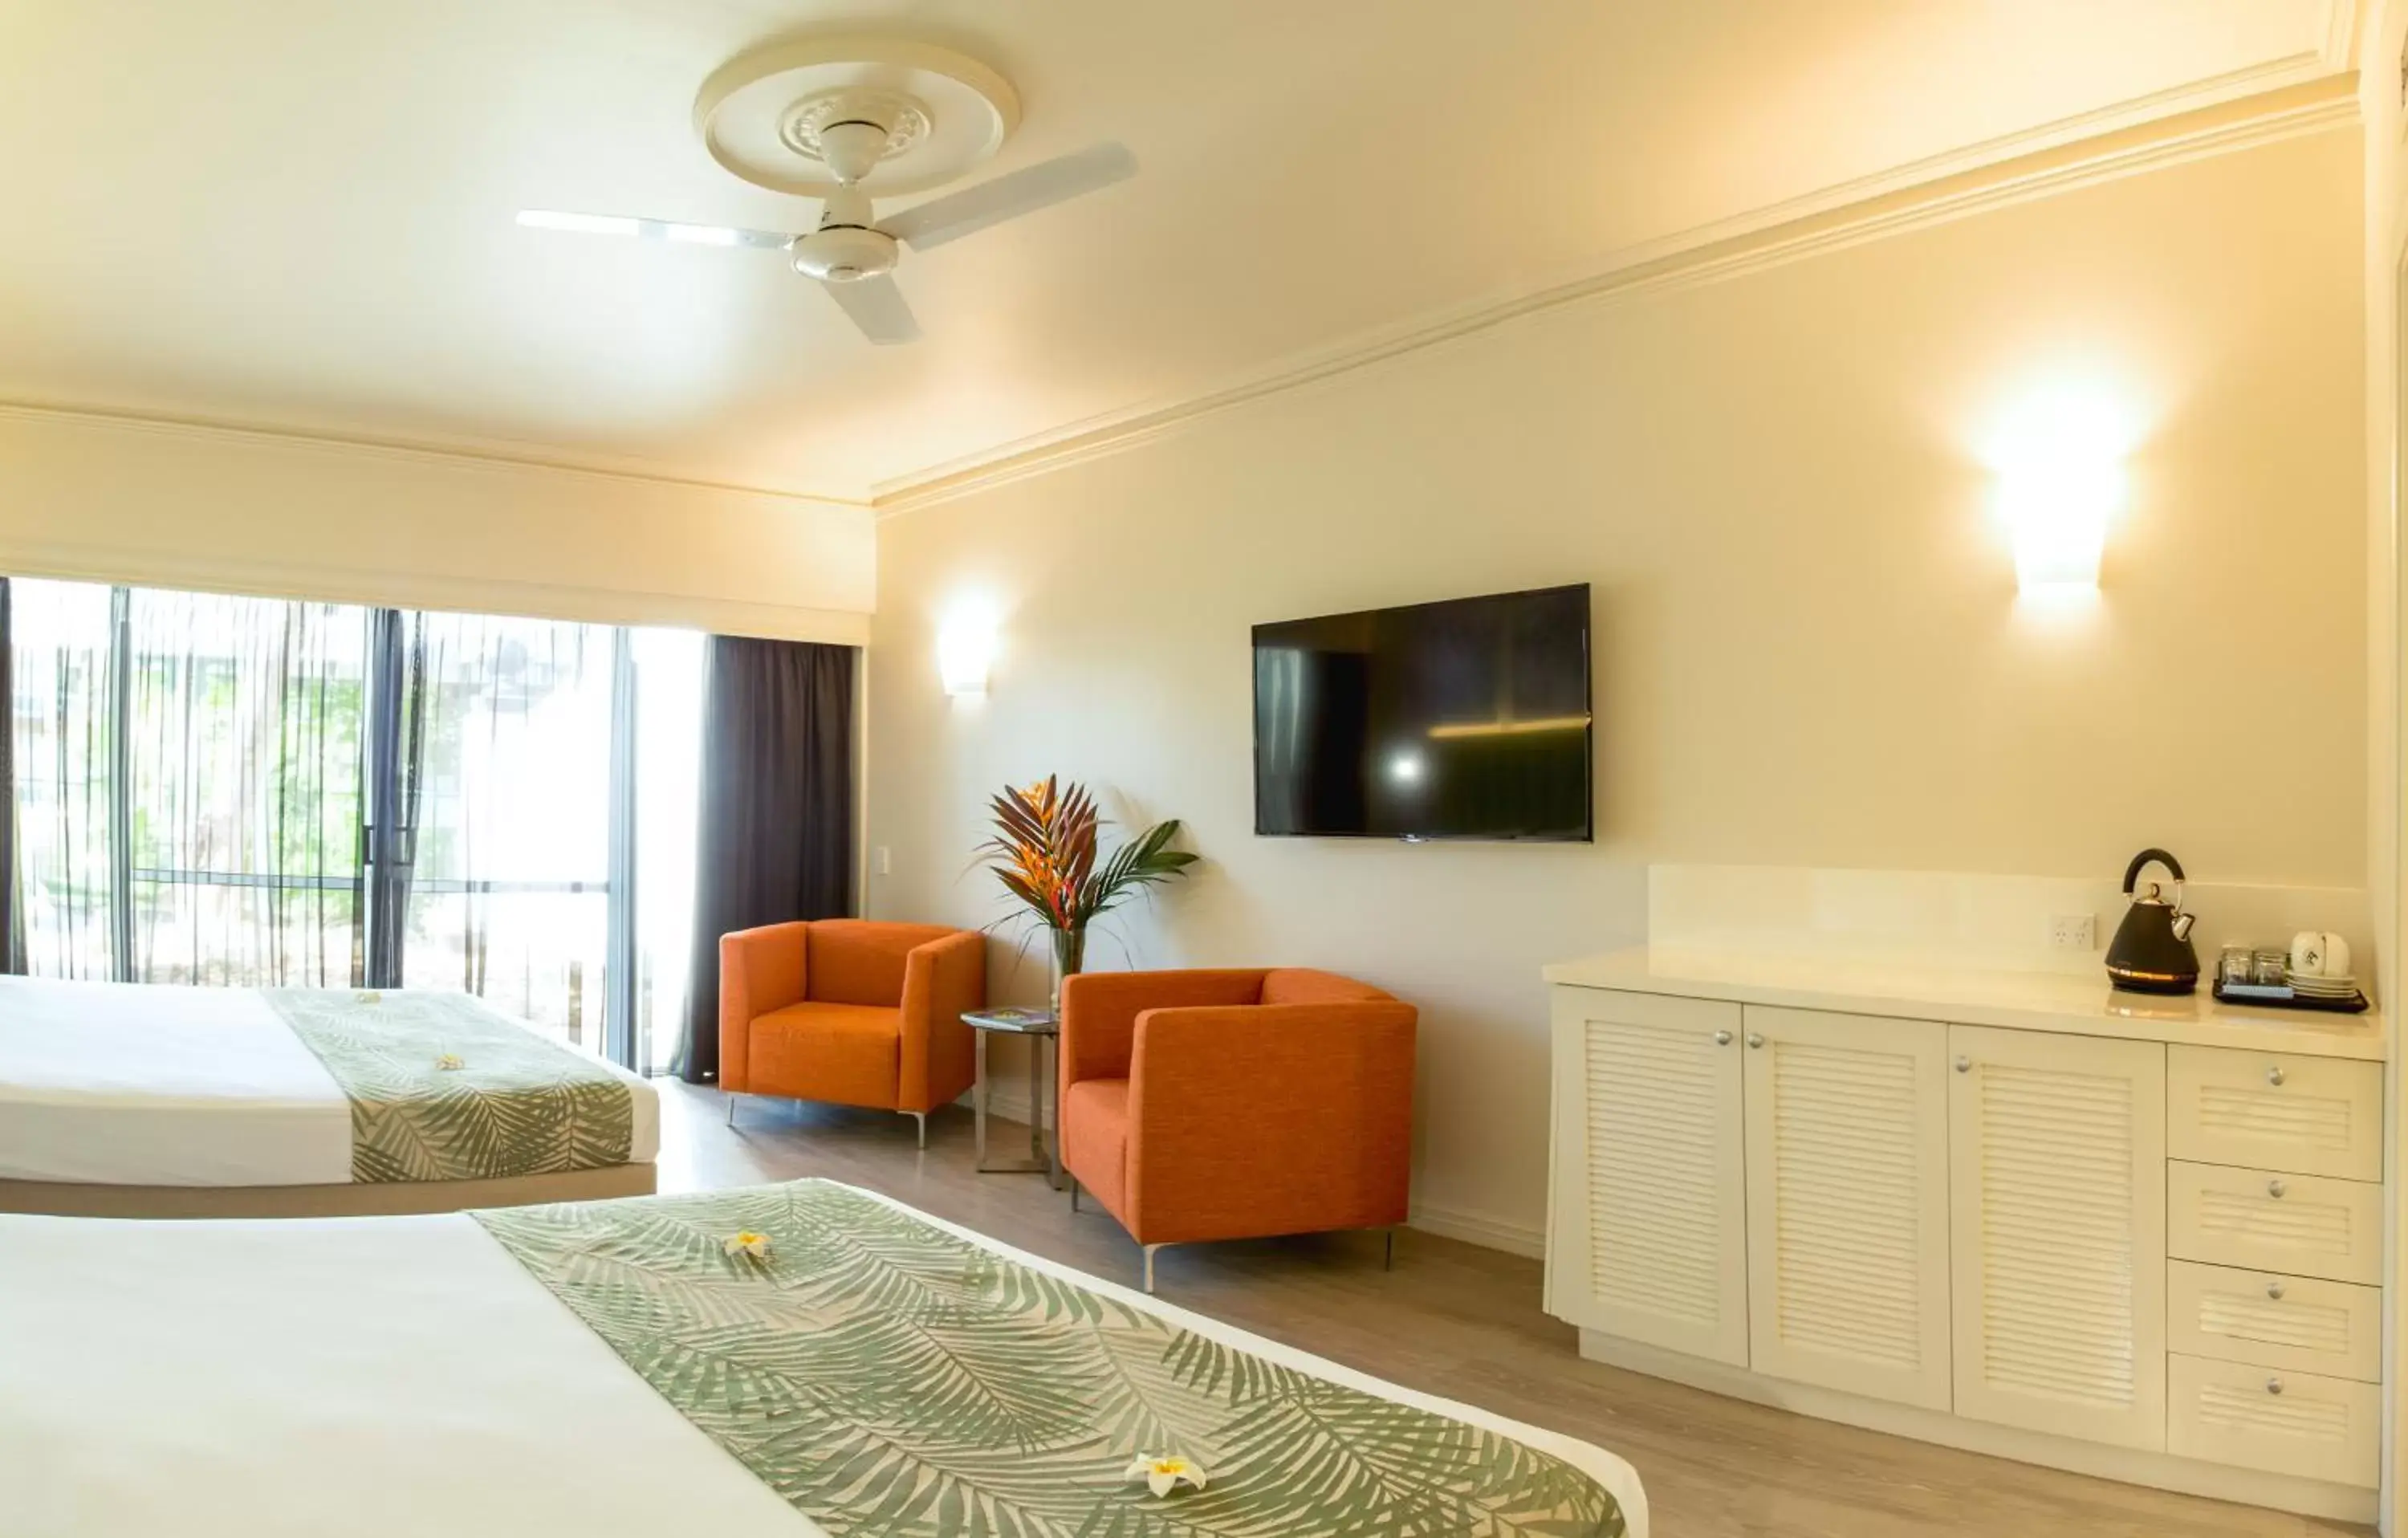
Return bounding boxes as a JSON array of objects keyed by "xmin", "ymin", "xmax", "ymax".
[{"xmin": 1049, "ymin": 926, "xmax": 1087, "ymax": 1013}]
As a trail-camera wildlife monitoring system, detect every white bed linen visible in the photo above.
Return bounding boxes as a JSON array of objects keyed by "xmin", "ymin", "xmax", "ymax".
[
  {"xmin": 0, "ymin": 1211, "xmax": 811, "ymax": 1536},
  {"xmin": 0, "ymin": 977, "xmax": 659, "ymax": 1186},
  {"xmin": 0, "ymin": 1190, "xmax": 1649, "ymax": 1537}
]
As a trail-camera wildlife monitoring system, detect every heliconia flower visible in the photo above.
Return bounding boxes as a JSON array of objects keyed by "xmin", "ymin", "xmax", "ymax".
[
  {"xmin": 433, "ymin": 1052, "xmax": 465, "ymax": 1071},
  {"xmin": 723, "ymin": 1231, "xmax": 773, "ymax": 1261},
  {"xmin": 1125, "ymin": 1455, "xmax": 1206, "ymax": 1498}
]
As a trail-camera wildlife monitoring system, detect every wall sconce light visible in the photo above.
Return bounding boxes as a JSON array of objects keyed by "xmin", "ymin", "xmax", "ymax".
[
  {"xmin": 938, "ymin": 620, "xmax": 994, "ymax": 695},
  {"xmin": 2000, "ymin": 457, "xmax": 2119, "ymax": 596},
  {"xmin": 1983, "ymin": 380, "xmax": 2135, "ymax": 603}
]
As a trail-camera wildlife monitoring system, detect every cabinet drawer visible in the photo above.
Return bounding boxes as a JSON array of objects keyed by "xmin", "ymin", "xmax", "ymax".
[
  {"xmin": 2166, "ymin": 1260, "xmax": 2380, "ymax": 1382},
  {"xmin": 2167, "ymin": 1048, "xmax": 2380, "ymax": 1182},
  {"xmin": 2167, "ymin": 1162, "xmax": 2382, "ymax": 1285},
  {"xmin": 2167, "ymin": 1353, "xmax": 2379, "ymax": 1488}
]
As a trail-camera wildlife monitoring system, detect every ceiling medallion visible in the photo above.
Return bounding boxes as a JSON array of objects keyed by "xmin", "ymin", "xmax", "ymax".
[
  {"xmin": 778, "ymin": 91, "xmax": 932, "ymax": 165},
  {"xmin": 694, "ymin": 37, "xmax": 1019, "ymax": 197}
]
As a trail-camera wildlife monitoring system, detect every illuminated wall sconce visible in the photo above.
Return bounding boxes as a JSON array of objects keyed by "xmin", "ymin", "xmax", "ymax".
[
  {"xmin": 1985, "ymin": 381, "xmax": 2135, "ymax": 602},
  {"xmin": 2000, "ymin": 456, "xmax": 2119, "ymax": 596},
  {"xmin": 938, "ymin": 620, "xmax": 994, "ymax": 695}
]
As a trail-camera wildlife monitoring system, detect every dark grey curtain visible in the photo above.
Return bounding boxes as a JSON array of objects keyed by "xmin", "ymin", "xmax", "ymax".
[{"xmin": 677, "ymin": 637, "xmax": 856, "ymax": 1083}]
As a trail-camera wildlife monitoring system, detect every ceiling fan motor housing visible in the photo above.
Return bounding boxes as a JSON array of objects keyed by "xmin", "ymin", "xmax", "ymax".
[{"xmin": 791, "ymin": 222, "xmax": 898, "ymax": 283}]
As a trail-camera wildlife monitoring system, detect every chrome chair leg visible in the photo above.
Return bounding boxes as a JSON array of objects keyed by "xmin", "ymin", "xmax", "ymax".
[
  {"xmin": 1142, "ymin": 1243, "xmax": 1165, "ymax": 1294},
  {"xmin": 906, "ymin": 1110, "xmax": 926, "ymax": 1149},
  {"xmin": 725, "ymin": 1093, "xmax": 739, "ymax": 1128},
  {"xmin": 1384, "ymin": 1228, "xmax": 1395, "ymax": 1271},
  {"xmin": 1069, "ymin": 1179, "xmax": 1080, "ymax": 1213}
]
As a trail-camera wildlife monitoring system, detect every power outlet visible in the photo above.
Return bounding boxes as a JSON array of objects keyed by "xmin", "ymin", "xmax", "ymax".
[{"xmin": 2049, "ymin": 913, "xmax": 2097, "ymax": 952}]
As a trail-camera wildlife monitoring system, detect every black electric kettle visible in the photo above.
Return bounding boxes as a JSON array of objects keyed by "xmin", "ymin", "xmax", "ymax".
[{"xmin": 2105, "ymin": 847, "xmax": 2199, "ymax": 995}]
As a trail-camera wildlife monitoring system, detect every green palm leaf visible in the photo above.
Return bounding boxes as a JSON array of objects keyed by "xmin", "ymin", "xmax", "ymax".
[
  {"xmin": 266, "ymin": 987, "xmax": 634, "ymax": 1182},
  {"xmin": 474, "ymin": 1182, "xmax": 1625, "ymax": 1538}
]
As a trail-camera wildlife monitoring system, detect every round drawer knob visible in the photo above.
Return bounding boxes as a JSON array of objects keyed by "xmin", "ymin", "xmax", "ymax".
[
  {"xmin": 2268, "ymin": 1179, "xmax": 2288, "ymax": 1199},
  {"xmin": 2266, "ymin": 1377, "xmax": 2284, "ymax": 1396},
  {"xmin": 1954, "ymin": 1056, "xmax": 1972, "ymax": 1073},
  {"xmin": 1714, "ymin": 1030, "xmax": 1733, "ymax": 1047},
  {"xmin": 2266, "ymin": 1280, "xmax": 2286, "ymax": 1300},
  {"xmin": 1745, "ymin": 1033, "xmax": 1765, "ymax": 1049},
  {"xmin": 2266, "ymin": 1065, "xmax": 2286, "ymax": 1087}
]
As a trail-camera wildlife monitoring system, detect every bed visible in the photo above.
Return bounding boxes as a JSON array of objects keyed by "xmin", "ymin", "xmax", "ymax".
[
  {"xmin": 0, "ymin": 976, "xmax": 657, "ymax": 1216},
  {"xmin": 0, "ymin": 1178, "xmax": 1646, "ymax": 1537}
]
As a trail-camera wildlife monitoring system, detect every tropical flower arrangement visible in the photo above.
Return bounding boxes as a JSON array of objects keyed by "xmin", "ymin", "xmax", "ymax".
[{"xmin": 975, "ymin": 776, "xmax": 1197, "ymax": 999}]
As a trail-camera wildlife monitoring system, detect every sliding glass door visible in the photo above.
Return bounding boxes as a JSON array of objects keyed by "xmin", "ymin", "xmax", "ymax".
[
  {"xmin": 392, "ymin": 612, "xmax": 614, "ymax": 1049},
  {"xmin": 5, "ymin": 576, "xmax": 706, "ymax": 1069},
  {"xmin": 124, "ymin": 588, "xmax": 372, "ymax": 987},
  {"xmin": 9, "ymin": 580, "xmax": 116, "ymax": 979}
]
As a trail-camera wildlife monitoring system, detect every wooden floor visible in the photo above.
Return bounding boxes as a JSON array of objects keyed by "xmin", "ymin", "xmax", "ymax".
[{"xmin": 662, "ymin": 1081, "xmax": 2365, "ymax": 1538}]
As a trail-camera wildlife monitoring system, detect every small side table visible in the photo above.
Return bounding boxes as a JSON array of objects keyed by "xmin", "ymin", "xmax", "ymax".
[{"xmin": 963, "ymin": 1007, "xmax": 1062, "ymax": 1188}]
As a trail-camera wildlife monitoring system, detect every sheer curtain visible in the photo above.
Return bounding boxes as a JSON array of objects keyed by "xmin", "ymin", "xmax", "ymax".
[
  {"xmin": 124, "ymin": 588, "xmax": 372, "ymax": 987},
  {"xmin": 397, "ymin": 611, "xmax": 614, "ymax": 1048},
  {"xmin": 7, "ymin": 580, "xmax": 116, "ymax": 980},
  {"xmin": 630, "ymin": 627, "xmax": 705, "ymax": 1072},
  {"xmin": 6, "ymin": 576, "xmax": 711, "ymax": 1069}
]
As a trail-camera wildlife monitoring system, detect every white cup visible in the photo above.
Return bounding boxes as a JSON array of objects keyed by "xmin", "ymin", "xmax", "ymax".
[{"xmin": 2289, "ymin": 931, "xmax": 2351, "ymax": 980}]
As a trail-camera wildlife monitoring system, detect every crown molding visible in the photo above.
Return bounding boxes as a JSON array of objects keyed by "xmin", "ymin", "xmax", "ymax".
[
  {"xmin": 0, "ymin": 398, "xmax": 872, "ymax": 512},
  {"xmin": 0, "ymin": 530, "xmax": 872, "ymax": 645},
  {"xmin": 872, "ymin": 68, "xmax": 2361, "ymax": 517}
]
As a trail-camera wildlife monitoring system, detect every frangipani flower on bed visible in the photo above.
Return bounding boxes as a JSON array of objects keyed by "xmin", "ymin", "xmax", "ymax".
[
  {"xmin": 433, "ymin": 1052, "xmax": 465, "ymax": 1072},
  {"xmin": 1125, "ymin": 1455, "xmax": 1206, "ymax": 1498},
  {"xmin": 355, "ymin": 991, "xmax": 383, "ymax": 1004},
  {"xmin": 723, "ymin": 1231, "xmax": 774, "ymax": 1262}
]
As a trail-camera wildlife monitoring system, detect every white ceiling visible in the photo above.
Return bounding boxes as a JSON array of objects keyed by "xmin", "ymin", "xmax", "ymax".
[{"xmin": 0, "ymin": 1, "xmax": 2353, "ymax": 502}]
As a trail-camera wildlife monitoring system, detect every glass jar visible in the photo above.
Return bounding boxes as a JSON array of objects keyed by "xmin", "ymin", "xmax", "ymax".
[{"xmin": 2218, "ymin": 945, "xmax": 2252, "ymax": 987}]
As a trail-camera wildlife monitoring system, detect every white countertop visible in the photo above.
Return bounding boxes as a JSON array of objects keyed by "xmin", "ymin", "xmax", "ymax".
[{"xmin": 1545, "ymin": 947, "xmax": 2388, "ymax": 1061}]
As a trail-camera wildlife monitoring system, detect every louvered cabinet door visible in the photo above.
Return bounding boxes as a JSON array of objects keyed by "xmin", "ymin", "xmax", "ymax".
[
  {"xmin": 1547, "ymin": 988, "xmax": 1747, "ymax": 1365},
  {"xmin": 1742, "ymin": 1007, "xmax": 1951, "ymax": 1409},
  {"xmin": 1948, "ymin": 1025, "xmax": 2167, "ymax": 1451}
]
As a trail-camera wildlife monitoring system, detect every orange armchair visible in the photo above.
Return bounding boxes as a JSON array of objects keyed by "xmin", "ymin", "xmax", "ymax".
[
  {"xmin": 719, "ymin": 919, "xmax": 986, "ymax": 1143},
  {"xmin": 1058, "ymin": 967, "xmax": 1417, "ymax": 1288}
]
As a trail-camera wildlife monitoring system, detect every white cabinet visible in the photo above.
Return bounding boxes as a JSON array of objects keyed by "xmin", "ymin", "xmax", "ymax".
[
  {"xmin": 2167, "ymin": 1162, "xmax": 2383, "ymax": 1287},
  {"xmin": 2166, "ymin": 1354, "xmax": 2381, "ymax": 1487},
  {"xmin": 1547, "ymin": 988, "xmax": 1747, "ymax": 1365},
  {"xmin": 2166, "ymin": 1048, "xmax": 2381, "ymax": 1182},
  {"xmin": 1546, "ymin": 968, "xmax": 2386, "ymax": 1519},
  {"xmin": 1946, "ymin": 1024, "xmax": 2166, "ymax": 1451},
  {"xmin": 1740, "ymin": 1007, "xmax": 1950, "ymax": 1409}
]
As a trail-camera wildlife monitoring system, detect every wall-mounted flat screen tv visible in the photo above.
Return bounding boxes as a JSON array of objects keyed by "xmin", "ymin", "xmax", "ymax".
[{"xmin": 1252, "ymin": 583, "xmax": 1592, "ymax": 841}]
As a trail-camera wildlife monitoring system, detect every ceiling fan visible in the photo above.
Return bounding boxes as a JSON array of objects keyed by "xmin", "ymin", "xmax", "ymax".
[{"xmin": 516, "ymin": 39, "xmax": 1136, "ymax": 345}]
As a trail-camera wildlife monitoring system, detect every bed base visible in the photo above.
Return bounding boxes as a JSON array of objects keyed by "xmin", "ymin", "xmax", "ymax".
[{"xmin": 0, "ymin": 1162, "xmax": 658, "ymax": 1219}]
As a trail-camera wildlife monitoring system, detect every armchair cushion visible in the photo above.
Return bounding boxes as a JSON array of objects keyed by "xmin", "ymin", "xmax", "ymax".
[
  {"xmin": 750, "ymin": 1003, "xmax": 901, "ymax": 1110},
  {"xmin": 1059, "ymin": 969, "xmax": 1265, "ymax": 1088},
  {"xmin": 806, "ymin": 920, "xmax": 960, "ymax": 1007},
  {"xmin": 1258, "ymin": 968, "xmax": 1390, "ymax": 1006}
]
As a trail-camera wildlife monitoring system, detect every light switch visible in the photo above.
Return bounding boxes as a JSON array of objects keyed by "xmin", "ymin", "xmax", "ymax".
[{"xmin": 875, "ymin": 846, "xmax": 892, "ymax": 877}]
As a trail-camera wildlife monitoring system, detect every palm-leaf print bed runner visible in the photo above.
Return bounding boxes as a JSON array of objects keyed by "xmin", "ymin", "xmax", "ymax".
[
  {"xmin": 474, "ymin": 1180, "xmax": 1627, "ymax": 1538},
  {"xmin": 264, "ymin": 989, "xmax": 633, "ymax": 1182}
]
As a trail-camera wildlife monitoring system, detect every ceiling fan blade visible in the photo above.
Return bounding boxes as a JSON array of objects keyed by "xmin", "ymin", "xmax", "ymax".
[
  {"xmin": 877, "ymin": 143, "xmax": 1137, "ymax": 252},
  {"xmin": 824, "ymin": 274, "xmax": 919, "ymax": 344},
  {"xmin": 515, "ymin": 210, "xmax": 793, "ymax": 250}
]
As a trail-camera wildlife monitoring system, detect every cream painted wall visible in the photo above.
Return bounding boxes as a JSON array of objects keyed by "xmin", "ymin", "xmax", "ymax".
[
  {"xmin": 867, "ymin": 128, "xmax": 2368, "ymax": 1249},
  {"xmin": 2353, "ymin": 6, "xmax": 2408, "ymax": 1528},
  {"xmin": 0, "ymin": 405, "xmax": 874, "ymax": 641}
]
